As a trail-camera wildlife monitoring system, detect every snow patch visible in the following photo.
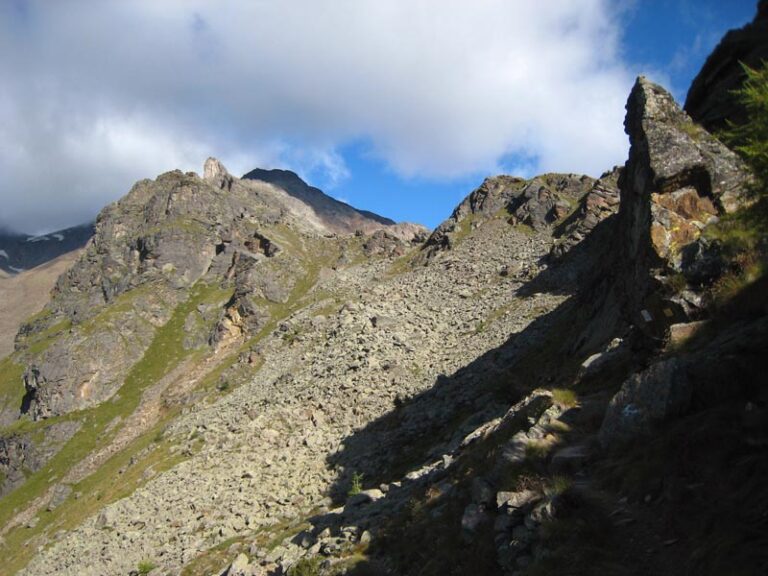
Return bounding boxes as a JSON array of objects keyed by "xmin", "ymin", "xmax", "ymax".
[
  {"xmin": 0, "ymin": 249, "xmax": 8, "ymax": 260},
  {"xmin": 9, "ymin": 266, "xmax": 25, "ymax": 273},
  {"xmin": 53, "ymin": 233, "xmax": 65, "ymax": 241},
  {"xmin": 26, "ymin": 235, "xmax": 49, "ymax": 243}
]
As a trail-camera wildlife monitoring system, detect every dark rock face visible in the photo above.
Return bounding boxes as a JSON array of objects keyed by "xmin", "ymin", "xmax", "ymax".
[
  {"xmin": 550, "ymin": 168, "xmax": 621, "ymax": 260},
  {"xmin": 601, "ymin": 315, "xmax": 768, "ymax": 447},
  {"xmin": 618, "ymin": 77, "xmax": 749, "ymax": 335},
  {"xmin": 0, "ymin": 420, "xmax": 81, "ymax": 497},
  {"xmin": 685, "ymin": 0, "xmax": 768, "ymax": 131},
  {"xmin": 0, "ymin": 224, "xmax": 93, "ymax": 275},
  {"xmin": 242, "ymin": 167, "xmax": 396, "ymax": 235}
]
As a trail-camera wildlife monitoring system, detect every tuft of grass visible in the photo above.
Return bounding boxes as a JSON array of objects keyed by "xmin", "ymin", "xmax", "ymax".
[
  {"xmin": 678, "ymin": 119, "xmax": 705, "ymax": 142},
  {"xmin": 137, "ymin": 559, "xmax": 157, "ymax": 575},
  {"xmin": 551, "ymin": 388, "xmax": 578, "ymax": 408},
  {"xmin": 525, "ymin": 439, "xmax": 554, "ymax": 461},
  {"xmin": 288, "ymin": 556, "xmax": 323, "ymax": 576},
  {"xmin": 548, "ymin": 475, "xmax": 573, "ymax": 497}
]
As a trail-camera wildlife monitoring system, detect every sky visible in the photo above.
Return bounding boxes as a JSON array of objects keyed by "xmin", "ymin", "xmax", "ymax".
[{"xmin": 0, "ymin": 0, "xmax": 759, "ymax": 234}]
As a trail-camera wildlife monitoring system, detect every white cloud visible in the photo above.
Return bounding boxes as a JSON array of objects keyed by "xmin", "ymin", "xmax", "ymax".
[{"xmin": 0, "ymin": 0, "xmax": 634, "ymax": 232}]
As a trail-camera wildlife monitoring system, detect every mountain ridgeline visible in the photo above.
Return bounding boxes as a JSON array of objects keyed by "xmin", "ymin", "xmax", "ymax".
[{"xmin": 0, "ymin": 5, "xmax": 767, "ymax": 576}]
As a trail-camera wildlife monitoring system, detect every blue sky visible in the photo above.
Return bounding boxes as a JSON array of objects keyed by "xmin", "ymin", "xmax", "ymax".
[
  {"xmin": 0, "ymin": 1, "xmax": 760, "ymax": 233},
  {"xmin": 327, "ymin": 0, "xmax": 757, "ymax": 228}
]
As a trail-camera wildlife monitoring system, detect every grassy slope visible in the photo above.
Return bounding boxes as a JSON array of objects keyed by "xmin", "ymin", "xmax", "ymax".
[{"xmin": 0, "ymin": 281, "xmax": 233, "ymax": 574}]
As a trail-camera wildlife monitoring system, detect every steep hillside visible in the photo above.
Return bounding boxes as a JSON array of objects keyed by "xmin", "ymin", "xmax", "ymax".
[
  {"xmin": 0, "ymin": 251, "xmax": 83, "ymax": 359},
  {"xmin": 0, "ymin": 151, "xmax": 612, "ymax": 574},
  {"xmin": 1, "ymin": 10, "xmax": 767, "ymax": 576}
]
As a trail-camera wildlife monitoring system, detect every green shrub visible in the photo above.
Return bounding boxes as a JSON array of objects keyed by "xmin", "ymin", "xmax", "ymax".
[
  {"xmin": 723, "ymin": 61, "xmax": 768, "ymax": 197},
  {"xmin": 348, "ymin": 471, "xmax": 364, "ymax": 497}
]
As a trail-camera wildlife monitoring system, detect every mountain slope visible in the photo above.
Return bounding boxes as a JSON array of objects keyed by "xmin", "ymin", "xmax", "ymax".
[
  {"xmin": 242, "ymin": 168, "xmax": 396, "ymax": 235},
  {"xmin": 0, "ymin": 11, "xmax": 767, "ymax": 576},
  {"xmin": 0, "ymin": 251, "xmax": 83, "ymax": 359},
  {"xmin": 0, "ymin": 223, "xmax": 93, "ymax": 275}
]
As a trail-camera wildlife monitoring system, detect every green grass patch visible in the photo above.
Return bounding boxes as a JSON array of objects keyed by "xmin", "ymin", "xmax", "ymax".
[
  {"xmin": 0, "ymin": 357, "xmax": 25, "ymax": 419},
  {"xmin": 450, "ymin": 213, "xmax": 477, "ymax": 246},
  {"xmin": 137, "ymin": 559, "xmax": 158, "ymax": 575},
  {"xmin": 288, "ymin": 556, "xmax": 323, "ymax": 576},
  {"xmin": 0, "ymin": 281, "xmax": 227, "ymax": 573},
  {"xmin": 77, "ymin": 283, "xmax": 156, "ymax": 336},
  {"xmin": 525, "ymin": 439, "xmax": 555, "ymax": 461},
  {"xmin": 19, "ymin": 319, "xmax": 73, "ymax": 357},
  {"xmin": 551, "ymin": 388, "xmax": 578, "ymax": 409}
]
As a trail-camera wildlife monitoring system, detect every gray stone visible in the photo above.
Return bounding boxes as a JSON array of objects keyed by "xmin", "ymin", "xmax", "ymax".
[{"xmin": 600, "ymin": 358, "xmax": 690, "ymax": 447}]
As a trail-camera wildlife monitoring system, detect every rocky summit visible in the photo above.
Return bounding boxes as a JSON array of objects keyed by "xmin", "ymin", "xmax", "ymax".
[{"xmin": 1, "ymin": 8, "xmax": 767, "ymax": 576}]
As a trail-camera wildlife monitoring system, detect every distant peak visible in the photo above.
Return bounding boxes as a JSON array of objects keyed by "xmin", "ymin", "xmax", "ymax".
[
  {"xmin": 242, "ymin": 167, "xmax": 306, "ymax": 187},
  {"xmin": 203, "ymin": 157, "xmax": 230, "ymax": 181}
]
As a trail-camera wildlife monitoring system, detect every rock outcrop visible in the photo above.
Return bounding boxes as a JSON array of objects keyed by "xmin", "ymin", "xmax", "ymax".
[
  {"xmin": 10, "ymin": 159, "xmax": 420, "ymax": 421},
  {"xmin": 618, "ymin": 77, "xmax": 750, "ymax": 337},
  {"xmin": 419, "ymin": 173, "xmax": 595, "ymax": 261}
]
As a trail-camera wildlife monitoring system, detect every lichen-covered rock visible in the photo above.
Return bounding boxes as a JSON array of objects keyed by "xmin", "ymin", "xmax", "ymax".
[
  {"xmin": 618, "ymin": 77, "xmax": 750, "ymax": 333},
  {"xmin": 419, "ymin": 173, "xmax": 594, "ymax": 261}
]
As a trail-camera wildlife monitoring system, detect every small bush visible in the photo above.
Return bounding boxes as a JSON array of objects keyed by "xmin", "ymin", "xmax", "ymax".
[{"xmin": 348, "ymin": 471, "xmax": 364, "ymax": 497}]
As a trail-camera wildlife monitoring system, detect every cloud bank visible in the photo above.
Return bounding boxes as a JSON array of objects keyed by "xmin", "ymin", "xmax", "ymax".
[{"xmin": 0, "ymin": 0, "xmax": 633, "ymax": 232}]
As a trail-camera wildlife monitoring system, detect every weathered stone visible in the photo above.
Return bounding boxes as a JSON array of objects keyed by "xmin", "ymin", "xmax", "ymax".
[
  {"xmin": 496, "ymin": 490, "xmax": 539, "ymax": 513},
  {"xmin": 600, "ymin": 359, "xmax": 690, "ymax": 447},
  {"xmin": 618, "ymin": 76, "xmax": 750, "ymax": 336}
]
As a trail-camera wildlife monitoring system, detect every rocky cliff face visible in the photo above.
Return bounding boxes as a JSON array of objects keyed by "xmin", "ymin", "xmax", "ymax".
[
  {"xmin": 9, "ymin": 159, "xmax": 425, "ymax": 423},
  {"xmin": 618, "ymin": 77, "xmax": 749, "ymax": 339},
  {"xmin": 0, "ymin": 13, "xmax": 766, "ymax": 576}
]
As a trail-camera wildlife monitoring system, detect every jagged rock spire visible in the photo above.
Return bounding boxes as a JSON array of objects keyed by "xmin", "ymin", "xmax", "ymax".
[
  {"xmin": 203, "ymin": 157, "xmax": 228, "ymax": 180},
  {"xmin": 203, "ymin": 157, "xmax": 233, "ymax": 190}
]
